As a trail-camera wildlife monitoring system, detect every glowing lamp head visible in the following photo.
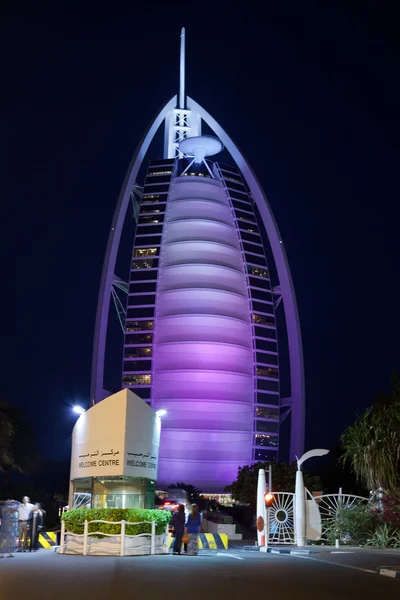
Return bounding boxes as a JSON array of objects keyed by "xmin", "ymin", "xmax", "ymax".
[
  {"xmin": 73, "ymin": 405, "xmax": 85, "ymax": 416},
  {"xmin": 156, "ymin": 409, "xmax": 167, "ymax": 417},
  {"xmin": 264, "ymin": 492, "xmax": 274, "ymax": 508}
]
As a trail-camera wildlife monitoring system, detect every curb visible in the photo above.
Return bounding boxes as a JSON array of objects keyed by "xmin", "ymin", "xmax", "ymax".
[
  {"xmin": 243, "ymin": 546, "xmax": 327, "ymax": 555},
  {"xmin": 377, "ymin": 567, "xmax": 400, "ymax": 580}
]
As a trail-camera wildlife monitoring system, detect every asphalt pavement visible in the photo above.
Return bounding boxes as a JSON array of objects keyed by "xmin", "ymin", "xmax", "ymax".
[{"xmin": 0, "ymin": 547, "xmax": 398, "ymax": 600}]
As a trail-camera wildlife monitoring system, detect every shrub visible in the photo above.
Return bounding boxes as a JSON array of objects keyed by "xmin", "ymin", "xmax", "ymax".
[
  {"xmin": 324, "ymin": 504, "xmax": 379, "ymax": 545},
  {"xmin": 61, "ymin": 508, "xmax": 171, "ymax": 537},
  {"xmin": 366, "ymin": 523, "xmax": 399, "ymax": 548}
]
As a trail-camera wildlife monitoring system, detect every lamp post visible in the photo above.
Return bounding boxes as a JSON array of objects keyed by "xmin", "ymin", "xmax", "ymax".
[
  {"xmin": 264, "ymin": 492, "xmax": 274, "ymax": 550},
  {"xmin": 295, "ymin": 449, "xmax": 329, "ymax": 547}
]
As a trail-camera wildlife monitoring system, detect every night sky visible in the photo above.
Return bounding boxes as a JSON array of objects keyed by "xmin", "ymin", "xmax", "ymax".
[{"xmin": 4, "ymin": 2, "xmax": 399, "ymax": 463}]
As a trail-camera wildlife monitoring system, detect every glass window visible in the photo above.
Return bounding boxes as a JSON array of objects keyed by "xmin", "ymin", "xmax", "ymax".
[
  {"xmin": 143, "ymin": 184, "xmax": 170, "ymax": 194},
  {"xmin": 135, "ymin": 387, "xmax": 151, "ymax": 399},
  {"xmin": 218, "ymin": 162, "xmax": 240, "ymax": 175},
  {"xmin": 256, "ymin": 420, "xmax": 279, "ymax": 433},
  {"xmin": 136, "ymin": 224, "xmax": 163, "ymax": 236},
  {"xmin": 256, "ymin": 406, "xmax": 279, "ymax": 420},
  {"xmin": 232, "ymin": 199, "xmax": 253, "ymax": 213},
  {"xmin": 245, "ymin": 253, "xmax": 266, "ymax": 266},
  {"xmin": 256, "ymin": 352, "xmax": 278, "ymax": 366},
  {"xmin": 255, "ymin": 339, "xmax": 277, "ymax": 353},
  {"xmin": 139, "ymin": 204, "xmax": 166, "ymax": 214},
  {"xmin": 125, "ymin": 333, "xmax": 153, "ymax": 345},
  {"xmin": 226, "ymin": 180, "xmax": 246, "ymax": 192},
  {"xmin": 257, "ymin": 366, "xmax": 279, "ymax": 379},
  {"xmin": 125, "ymin": 320, "xmax": 154, "ymax": 332},
  {"xmin": 148, "ymin": 168, "xmax": 173, "ymax": 175},
  {"xmin": 145, "ymin": 174, "xmax": 171, "ymax": 184},
  {"xmin": 122, "ymin": 374, "xmax": 151, "ymax": 386},
  {"xmin": 249, "ymin": 276, "xmax": 270, "ymax": 290},
  {"xmin": 253, "ymin": 313, "xmax": 274, "ymax": 326},
  {"xmin": 126, "ymin": 306, "xmax": 154, "ymax": 319},
  {"xmin": 243, "ymin": 241, "xmax": 264, "ymax": 255},
  {"xmin": 134, "ymin": 235, "xmax": 161, "ymax": 246},
  {"xmin": 251, "ymin": 288, "xmax": 273, "ymax": 302},
  {"xmin": 127, "ymin": 294, "xmax": 155, "ymax": 306},
  {"xmin": 138, "ymin": 214, "xmax": 164, "ymax": 225},
  {"xmin": 240, "ymin": 230, "xmax": 262, "ymax": 244},
  {"xmin": 142, "ymin": 194, "xmax": 168, "ymax": 204},
  {"xmin": 149, "ymin": 159, "xmax": 175, "ymax": 167},
  {"xmin": 235, "ymin": 209, "xmax": 257, "ymax": 224},
  {"xmin": 222, "ymin": 174, "xmax": 243, "ymax": 185},
  {"xmin": 254, "ymin": 448, "xmax": 278, "ymax": 462},
  {"xmin": 124, "ymin": 347, "xmax": 152, "ymax": 358},
  {"xmin": 247, "ymin": 265, "xmax": 269, "ymax": 278},
  {"xmin": 257, "ymin": 378, "xmax": 279, "ymax": 392},
  {"xmin": 127, "ymin": 283, "xmax": 156, "ymax": 296},
  {"xmin": 257, "ymin": 392, "xmax": 279, "ymax": 406},
  {"xmin": 134, "ymin": 248, "xmax": 159, "ymax": 258},
  {"xmin": 254, "ymin": 434, "xmax": 279, "ymax": 447},
  {"xmin": 229, "ymin": 189, "xmax": 250, "ymax": 202},
  {"xmin": 123, "ymin": 360, "xmax": 152, "ymax": 372},
  {"xmin": 255, "ymin": 326, "xmax": 276, "ymax": 340},
  {"xmin": 130, "ymin": 269, "xmax": 158, "ymax": 281},
  {"xmin": 252, "ymin": 301, "xmax": 274, "ymax": 315}
]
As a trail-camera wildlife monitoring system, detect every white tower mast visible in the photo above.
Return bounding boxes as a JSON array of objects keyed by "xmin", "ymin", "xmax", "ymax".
[
  {"xmin": 179, "ymin": 27, "xmax": 186, "ymax": 109},
  {"xmin": 164, "ymin": 28, "xmax": 201, "ymax": 158}
]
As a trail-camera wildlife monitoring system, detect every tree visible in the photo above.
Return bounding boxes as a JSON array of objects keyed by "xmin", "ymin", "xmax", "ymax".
[
  {"xmin": 224, "ymin": 462, "xmax": 322, "ymax": 505},
  {"xmin": 341, "ymin": 372, "xmax": 400, "ymax": 497},
  {"xmin": 168, "ymin": 482, "xmax": 205, "ymax": 508},
  {"xmin": 0, "ymin": 402, "xmax": 19, "ymax": 474}
]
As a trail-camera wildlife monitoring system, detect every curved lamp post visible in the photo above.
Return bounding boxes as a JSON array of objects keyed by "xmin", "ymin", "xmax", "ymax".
[{"xmin": 295, "ymin": 449, "xmax": 329, "ymax": 546}]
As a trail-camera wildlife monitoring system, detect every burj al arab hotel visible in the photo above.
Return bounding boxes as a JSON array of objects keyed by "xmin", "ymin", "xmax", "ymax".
[{"xmin": 90, "ymin": 29, "xmax": 305, "ymax": 493}]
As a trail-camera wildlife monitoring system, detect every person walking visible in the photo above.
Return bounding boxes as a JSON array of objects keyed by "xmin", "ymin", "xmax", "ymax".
[
  {"xmin": 17, "ymin": 496, "xmax": 34, "ymax": 552},
  {"xmin": 0, "ymin": 499, "xmax": 19, "ymax": 558},
  {"xmin": 171, "ymin": 504, "xmax": 185, "ymax": 555},
  {"xmin": 29, "ymin": 503, "xmax": 44, "ymax": 552},
  {"xmin": 185, "ymin": 504, "xmax": 202, "ymax": 556}
]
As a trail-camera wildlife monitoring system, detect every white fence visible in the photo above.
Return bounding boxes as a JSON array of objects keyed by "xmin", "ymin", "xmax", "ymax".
[{"xmin": 59, "ymin": 519, "xmax": 169, "ymax": 556}]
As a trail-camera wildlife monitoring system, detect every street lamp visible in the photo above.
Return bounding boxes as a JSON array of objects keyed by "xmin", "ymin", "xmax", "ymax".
[
  {"xmin": 295, "ymin": 448, "xmax": 329, "ymax": 546},
  {"xmin": 73, "ymin": 405, "xmax": 86, "ymax": 416}
]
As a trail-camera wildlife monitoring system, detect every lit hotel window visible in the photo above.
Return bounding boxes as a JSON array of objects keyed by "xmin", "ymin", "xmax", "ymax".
[
  {"xmin": 125, "ymin": 321, "xmax": 154, "ymax": 332},
  {"xmin": 255, "ymin": 434, "xmax": 278, "ymax": 447},
  {"xmin": 123, "ymin": 374, "xmax": 151, "ymax": 386},
  {"xmin": 257, "ymin": 366, "xmax": 279, "ymax": 379},
  {"xmin": 253, "ymin": 313, "xmax": 274, "ymax": 326},
  {"xmin": 256, "ymin": 407, "xmax": 279, "ymax": 420},
  {"xmin": 134, "ymin": 248, "xmax": 158, "ymax": 257}
]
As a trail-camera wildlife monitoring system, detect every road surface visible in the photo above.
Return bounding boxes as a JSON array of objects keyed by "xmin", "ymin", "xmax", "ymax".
[{"xmin": 0, "ymin": 548, "xmax": 398, "ymax": 600}]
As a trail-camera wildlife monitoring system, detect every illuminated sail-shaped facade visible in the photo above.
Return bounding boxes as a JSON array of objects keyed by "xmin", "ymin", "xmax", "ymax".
[{"xmin": 91, "ymin": 29, "xmax": 305, "ymax": 492}]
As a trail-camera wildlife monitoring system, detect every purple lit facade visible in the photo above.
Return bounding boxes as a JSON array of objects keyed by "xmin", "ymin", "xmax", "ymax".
[{"xmin": 122, "ymin": 160, "xmax": 280, "ymax": 491}]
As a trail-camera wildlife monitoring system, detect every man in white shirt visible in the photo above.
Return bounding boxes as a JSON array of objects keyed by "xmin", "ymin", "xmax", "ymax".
[{"xmin": 17, "ymin": 496, "xmax": 34, "ymax": 551}]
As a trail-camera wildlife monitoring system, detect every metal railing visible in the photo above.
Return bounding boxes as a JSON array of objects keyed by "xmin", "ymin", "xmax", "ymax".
[{"xmin": 60, "ymin": 519, "xmax": 169, "ymax": 556}]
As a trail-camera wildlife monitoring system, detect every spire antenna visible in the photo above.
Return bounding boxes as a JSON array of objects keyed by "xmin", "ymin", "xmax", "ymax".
[{"xmin": 179, "ymin": 27, "xmax": 186, "ymax": 109}]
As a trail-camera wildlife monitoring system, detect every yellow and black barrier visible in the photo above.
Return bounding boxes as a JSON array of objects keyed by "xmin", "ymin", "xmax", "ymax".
[
  {"xmin": 168, "ymin": 532, "xmax": 228, "ymax": 551},
  {"xmin": 38, "ymin": 531, "xmax": 57, "ymax": 549}
]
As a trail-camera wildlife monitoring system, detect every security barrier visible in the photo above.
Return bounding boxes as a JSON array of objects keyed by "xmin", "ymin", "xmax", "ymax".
[
  {"xmin": 168, "ymin": 532, "xmax": 228, "ymax": 550},
  {"xmin": 38, "ymin": 531, "xmax": 57, "ymax": 548}
]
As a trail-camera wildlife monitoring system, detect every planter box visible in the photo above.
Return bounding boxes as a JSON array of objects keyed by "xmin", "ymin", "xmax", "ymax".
[{"xmin": 61, "ymin": 533, "xmax": 167, "ymax": 556}]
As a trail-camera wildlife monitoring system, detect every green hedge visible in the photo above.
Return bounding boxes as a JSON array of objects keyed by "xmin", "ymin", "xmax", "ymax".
[{"xmin": 62, "ymin": 508, "xmax": 171, "ymax": 537}]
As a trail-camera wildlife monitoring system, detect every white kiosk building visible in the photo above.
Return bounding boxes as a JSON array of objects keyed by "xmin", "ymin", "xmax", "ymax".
[{"xmin": 69, "ymin": 389, "xmax": 161, "ymax": 510}]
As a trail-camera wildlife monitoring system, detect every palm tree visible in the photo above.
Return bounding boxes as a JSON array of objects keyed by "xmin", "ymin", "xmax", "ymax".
[{"xmin": 341, "ymin": 375, "xmax": 400, "ymax": 496}]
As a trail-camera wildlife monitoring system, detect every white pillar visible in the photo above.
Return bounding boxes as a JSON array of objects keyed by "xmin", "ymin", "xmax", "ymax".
[
  {"xmin": 120, "ymin": 520, "xmax": 126, "ymax": 557},
  {"xmin": 295, "ymin": 470, "xmax": 306, "ymax": 547},
  {"xmin": 256, "ymin": 469, "xmax": 267, "ymax": 546}
]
